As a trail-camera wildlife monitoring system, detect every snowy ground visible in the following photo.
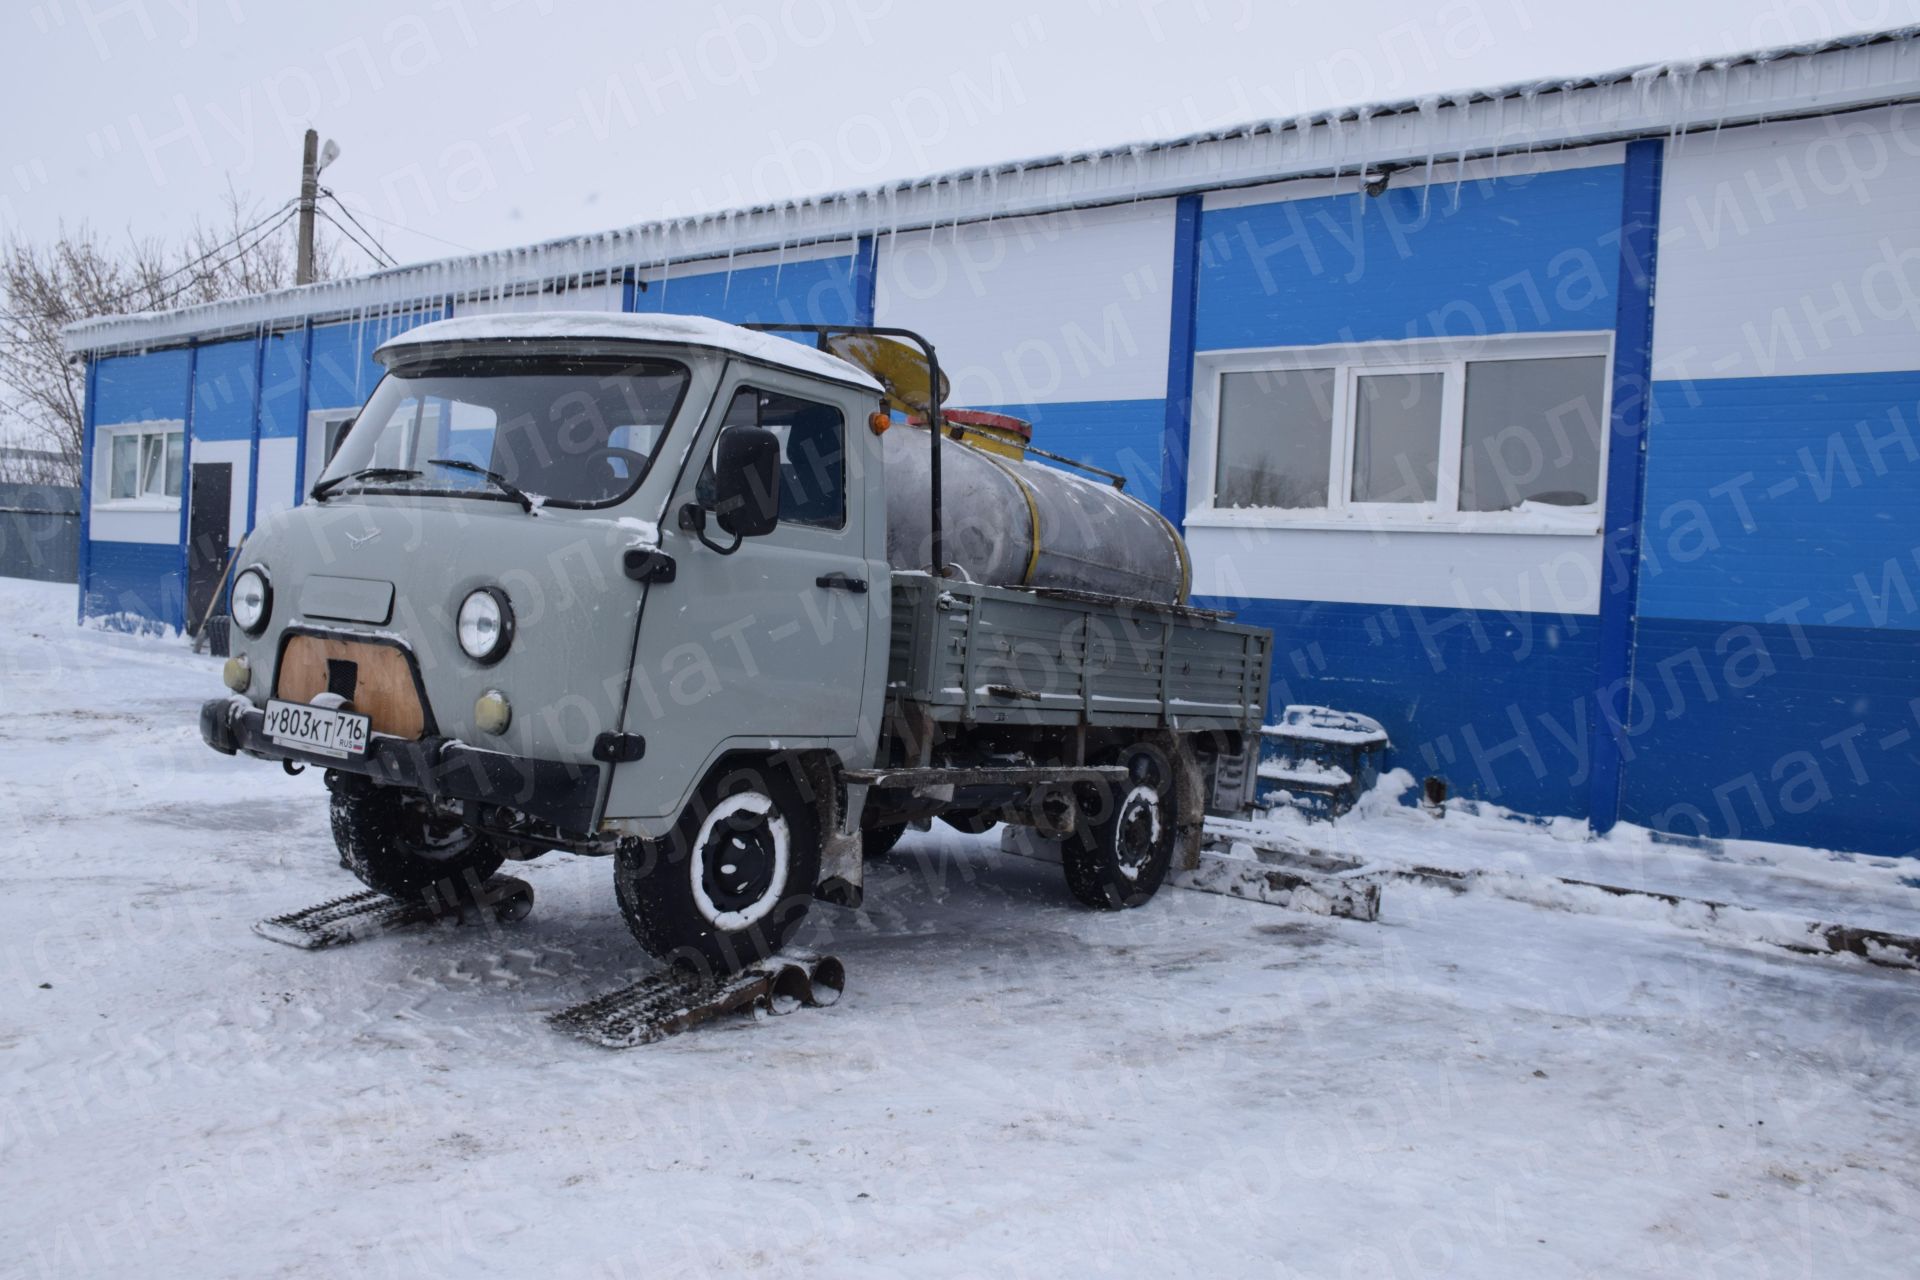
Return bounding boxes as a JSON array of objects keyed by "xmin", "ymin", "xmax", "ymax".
[{"xmin": 2, "ymin": 576, "xmax": 1917, "ymax": 1279}]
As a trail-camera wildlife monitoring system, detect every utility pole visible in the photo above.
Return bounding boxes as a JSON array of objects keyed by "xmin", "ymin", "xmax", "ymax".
[{"xmin": 296, "ymin": 128, "xmax": 319, "ymax": 285}]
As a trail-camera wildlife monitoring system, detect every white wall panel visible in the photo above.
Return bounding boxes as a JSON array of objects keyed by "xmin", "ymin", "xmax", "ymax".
[
  {"xmin": 1187, "ymin": 524, "xmax": 1604, "ymax": 615},
  {"xmin": 254, "ymin": 438, "xmax": 300, "ymax": 524},
  {"xmin": 874, "ymin": 201, "xmax": 1175, "ymax": 405},
  {"xmin": 90, "ymin": 507, "xmax": 178, "ymax": 544},
  {"xmin": 1652, "ymin": 107, "xmax": 1920, "ymax": 380}
]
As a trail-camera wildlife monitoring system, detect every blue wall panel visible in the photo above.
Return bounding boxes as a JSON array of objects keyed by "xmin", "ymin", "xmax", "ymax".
[
  {"xmin": 1588, "ymin": 138, "xmax": 1664, "ymax": 833},
  {"xmin": 1638, "ymin": 371, "xmax": 1920, "ymax": 629},
  {"xmin": 1195, "ymin": 165, "xmax": 1626, "ymax": 351},
  {"xmin": 1195, "ymin": 595, "xmax": 1602, "ymax": 818},
  {"xmin": 969, "ymin": 399, "xmax": 1167, "ymax": 505},
  {"xmin": 635, "ymin": 257, "xmax": 860, "ymax": 328},
  {"xmin": 258, "ymin": 329, "xmax": 308, "ymax": 439},
  {"xmin": 94, "ymin": 348, "xmax": 191, "ymax": 424},
  {"xmin": 308, "ymin": 310, "xmax": 443, "ymax": 411},
  {"xmin": 189, "ymin": 338, "xmax": 258, "ymax": 442},
  {"xmin": 1622, "ymin": 617, "xmax": 1920, "ymax": 856},
  {"xmin": 84, "ymin": 539, "xmax": 185, "ymax": 631}
]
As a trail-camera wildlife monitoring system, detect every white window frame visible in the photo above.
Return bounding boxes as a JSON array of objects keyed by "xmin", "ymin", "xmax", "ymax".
[
  {"xmin": 94, "ymin": 420, "xmax": 185, "ymax": 510},
  {"xmin": 1188, "ymin": 331, "xmax": 1614, "ymax": 536}
]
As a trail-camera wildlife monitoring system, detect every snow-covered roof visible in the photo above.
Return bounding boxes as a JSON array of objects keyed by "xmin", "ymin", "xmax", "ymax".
[
  {"xmin": 373, "ymin": 312, "xmax": 882, "ymax": 392},
  {"xmin": 64, "ymin": 25, "xmax": 1920, "ymax": 357}
]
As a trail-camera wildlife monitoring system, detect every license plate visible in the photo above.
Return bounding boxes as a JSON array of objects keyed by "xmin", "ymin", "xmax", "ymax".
[{"xmin": 263, "ymin": 699, "xmax": 371, "ymax": 759}]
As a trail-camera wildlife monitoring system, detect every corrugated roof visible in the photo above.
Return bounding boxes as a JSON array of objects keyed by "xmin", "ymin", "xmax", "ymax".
[{"xmin": 64, "ymin": 25, "xmax": 1920, "ymax": 357}]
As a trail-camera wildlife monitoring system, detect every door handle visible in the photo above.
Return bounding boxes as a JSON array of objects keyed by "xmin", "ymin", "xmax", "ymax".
[{"xmin": 816, "ymin": 573, "xmax": 868, "ymax": 593}]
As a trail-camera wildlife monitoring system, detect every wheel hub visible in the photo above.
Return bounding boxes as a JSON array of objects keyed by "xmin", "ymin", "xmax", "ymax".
[
  {"xmin": 397, "ymin": 795, "xmax": 476, "ymax": 862},
  {"xmin": 700, "ymin": 812, "xmax": 779, "ymax": 914},
  {"xmin": 1114, "ymin": 788, "xmax": 1161, "ymax": 880}
]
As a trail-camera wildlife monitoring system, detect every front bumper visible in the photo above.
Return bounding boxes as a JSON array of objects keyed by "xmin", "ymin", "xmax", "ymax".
[{"xmin": 200, "ymin": 698, "xmax": 602, "ymax": 836}]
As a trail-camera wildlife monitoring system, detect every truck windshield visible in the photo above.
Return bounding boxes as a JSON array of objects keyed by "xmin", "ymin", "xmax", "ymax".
[{"xmin": 316, "ymin": 355, "xmax": 690, "ymax": 508}]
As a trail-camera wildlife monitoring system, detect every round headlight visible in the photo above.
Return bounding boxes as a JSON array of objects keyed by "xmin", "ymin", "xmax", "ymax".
[
  {"xmin": 232, "ymin": 568, "xmax": 271, "ymax": 635},
  {"xmin": 457, "ymin": 587, "xmax": 513, "ymax": 664}
]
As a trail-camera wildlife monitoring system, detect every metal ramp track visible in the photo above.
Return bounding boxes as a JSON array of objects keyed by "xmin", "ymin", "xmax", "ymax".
[
  {"xmin": 551, "ymin": 953, "xmax": 846, "ymax": 1048},
  {"xmin": 253, "ymin": 876, "xmax": 534, "ymax": 950}
]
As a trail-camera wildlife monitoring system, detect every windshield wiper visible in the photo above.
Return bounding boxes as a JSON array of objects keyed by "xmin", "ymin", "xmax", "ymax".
[
  {"xmin": 310, "ymin": 467, "xmax": 420, "ymax": 501},
  {"xmin": 428, "ymin": 458, "xmax": 535, "ymax": 512}
]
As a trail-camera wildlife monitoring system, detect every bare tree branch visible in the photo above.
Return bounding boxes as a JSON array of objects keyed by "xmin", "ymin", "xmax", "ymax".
[{"xmin": 0, "ymin": 191, "xmax": 353, "ymax": 486}]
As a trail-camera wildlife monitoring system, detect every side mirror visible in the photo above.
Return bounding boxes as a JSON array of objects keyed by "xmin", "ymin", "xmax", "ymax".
[{"xmin": 712, "ymin": 425, "xmax": 781, "ymax": 538}]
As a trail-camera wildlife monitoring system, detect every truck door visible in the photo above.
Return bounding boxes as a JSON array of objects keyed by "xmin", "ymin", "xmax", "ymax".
[{"xmin": 605, "ymin": 362, "xmax": 881, "ymax": 820}]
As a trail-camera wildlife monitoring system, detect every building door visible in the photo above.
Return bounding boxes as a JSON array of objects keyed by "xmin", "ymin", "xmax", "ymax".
[{"xmin": 185, "ymin": 462, "xmax": 232, "ymax": 644}]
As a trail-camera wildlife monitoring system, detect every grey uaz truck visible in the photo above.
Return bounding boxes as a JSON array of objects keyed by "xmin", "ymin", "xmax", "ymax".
[{"xmin": 200, "ymin": 313, "xmax": 1271, "ymax": 972}]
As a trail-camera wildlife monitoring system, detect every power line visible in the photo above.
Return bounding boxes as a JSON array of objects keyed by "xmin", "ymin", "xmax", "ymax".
[
  {"xmin": 317, "ymin": 189, "xmax": 400, "ymax": 267},
  {"xmin": 142, "ymin": 206, "xmax": 299, "ymax": 311},
  {"xmin": 314, "ymin": 193, "xmax": 475, "ymax": 254},
  {"xmin": 114, "ymin": 198, "xmax": 299, "ymax": 306},
  {"xmin": 315, "ymin": 206, "xmax": 395, "ymax": 269},
  {"xmin": 45, "ymin": 200, "xmax": 301, "ymax": 317}
]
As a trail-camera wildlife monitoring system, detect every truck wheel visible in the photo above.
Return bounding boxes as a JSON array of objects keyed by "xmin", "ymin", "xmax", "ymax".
[
  {"xmin": 1063, "ymin": 744, "xmax": 1178, "ymax": 910},
  {"xmin": 328, "ymin": 776, "xmax": 505, "ymax": 901},
  {"xmin": 614, "ymin": 763, "xmax": 822, "ymax": 974}
]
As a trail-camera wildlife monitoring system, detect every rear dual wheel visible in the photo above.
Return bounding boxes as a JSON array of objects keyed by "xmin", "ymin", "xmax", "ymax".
[{"xmin": 614, "ymin": 763, "xmax": 822, "ymax": 975}]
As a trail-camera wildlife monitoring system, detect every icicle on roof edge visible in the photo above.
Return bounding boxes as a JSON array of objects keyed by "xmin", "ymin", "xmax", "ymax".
[{"xmin": 63, "ymin": 24, "xmax": 1920, "ymax": 357}]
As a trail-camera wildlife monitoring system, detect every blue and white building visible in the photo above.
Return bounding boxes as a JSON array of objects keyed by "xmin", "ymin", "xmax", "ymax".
[{"xmin": 62, "ymin": 29, "xmax": 1920, "ymax": 857}]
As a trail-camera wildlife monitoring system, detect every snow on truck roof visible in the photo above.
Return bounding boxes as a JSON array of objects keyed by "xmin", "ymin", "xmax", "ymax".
[
  {"xmin": 373, "ymin": 313, "xmax": 882, "ymax": 392},
  {"xmin": 61, "ymin": 25, "xmax": 1920, "ymax": 357}
]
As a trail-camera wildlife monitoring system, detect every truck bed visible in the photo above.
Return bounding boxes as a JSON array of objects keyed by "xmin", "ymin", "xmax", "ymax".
[{"xmin": 886, "ymin": 574, "xmax": 1270, "ymax": 733}]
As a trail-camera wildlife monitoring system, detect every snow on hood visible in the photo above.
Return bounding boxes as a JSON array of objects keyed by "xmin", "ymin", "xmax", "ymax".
[{"xmin": 373, "ymin": 312, "xmax": 882, "ymax": 392}]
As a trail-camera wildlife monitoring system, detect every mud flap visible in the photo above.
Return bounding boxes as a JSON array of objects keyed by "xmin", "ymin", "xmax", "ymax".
[{"xmin": 803, "ymin": 752, "xmax": 864, "ymax": 908}]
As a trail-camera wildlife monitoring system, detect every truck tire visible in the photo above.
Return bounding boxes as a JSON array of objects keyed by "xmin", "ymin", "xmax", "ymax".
[
  {"xmin": 328, "ymin": 775, "xmax": 505, "ymax": 901},
  {"xmin": 1063, "ymin": 743, "xmax": 1179, "ymax": 910},
  {"xmin": 615, "ymin": 762, "xmax": 822, "ymax": 974}
]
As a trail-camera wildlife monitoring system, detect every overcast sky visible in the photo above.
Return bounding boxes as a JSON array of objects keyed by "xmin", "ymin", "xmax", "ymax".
[{"xmin": 3, "ymin": 0, "xmax": 1917, "ymax": 269}]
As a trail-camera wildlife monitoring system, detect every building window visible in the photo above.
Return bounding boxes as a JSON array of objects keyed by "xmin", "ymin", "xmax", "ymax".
[
  {"xmin": 1350, "ymin": 370, "xmax": 1443, "ymax": 505},
  {"xmin": 1213, "ymin": 369, "xmax": 1333, "ymax": 508},
  {"xmin": 320, "ymin": 413, "xmax": 354, "ymax": 465},
  {"xmin": 1458, "ymin": 356, "xmax": 1607, "ymax": 511},
  {"xmin": 1192, "ymin": 334, "xmax": 1611, "ymax": 533},
  {"xmin": 101, "ymin": 424, "xmax": 184, "ymax": 503},
  {"xmin": 304, "ymin": 408, "xmax": 362, "ymax": 498}
]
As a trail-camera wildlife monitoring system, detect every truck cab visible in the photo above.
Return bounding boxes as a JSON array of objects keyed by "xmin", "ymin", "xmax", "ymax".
[{"xmin": 202, "ymin": 313, "xmax": 1270, "ymax": 973}]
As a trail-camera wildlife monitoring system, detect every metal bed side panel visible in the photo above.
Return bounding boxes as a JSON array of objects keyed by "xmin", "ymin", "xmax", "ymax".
[{"xmin": 887, "ymin": 575, "xmax": 1267, "ymax": 732}]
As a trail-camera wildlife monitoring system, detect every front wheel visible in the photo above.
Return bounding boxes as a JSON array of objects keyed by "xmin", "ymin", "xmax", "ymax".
[
  {"xmin": 615, "ymin": 762, "xmax": 822, "ymax": 974},
  {"xmin": 328, "ymin": 775, "xmax": 505, "ymax": 901},
  {"xmin": 1063, "ymin": 744, "xmax": 1180, "ymax": 910}
]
